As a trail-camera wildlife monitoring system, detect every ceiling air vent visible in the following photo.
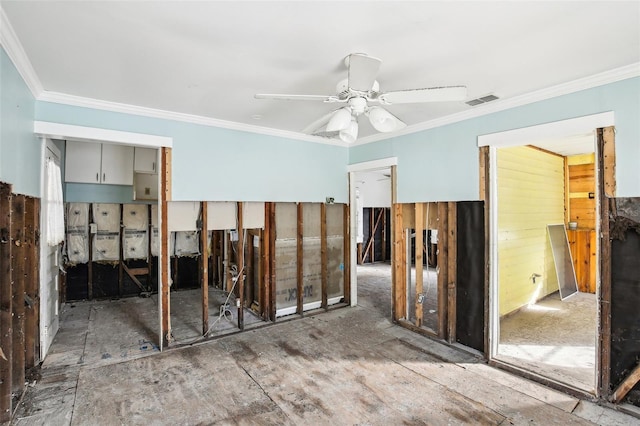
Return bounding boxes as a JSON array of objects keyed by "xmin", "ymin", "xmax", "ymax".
[{"xmin": 466, "ymin": 94, "xmax": 499, "ymax": 106}]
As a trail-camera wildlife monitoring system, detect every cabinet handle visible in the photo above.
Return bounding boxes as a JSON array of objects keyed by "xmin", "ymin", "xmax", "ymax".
[
  {"xmin": 152, "ymin": 162, "xmax": 155, "ymax": 172},
  {"xmin": 96, "ymin": 173, "xmax": 99, "ymax": 182},
  {"xmin": 103, "ymin": 173, "xmax": 106, "ymax": 182}
]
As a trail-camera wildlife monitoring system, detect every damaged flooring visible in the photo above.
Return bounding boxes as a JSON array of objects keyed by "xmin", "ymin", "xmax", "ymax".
[{"xmin": 12, "ymin": 268, "xmax": 638, "ymax": 425}]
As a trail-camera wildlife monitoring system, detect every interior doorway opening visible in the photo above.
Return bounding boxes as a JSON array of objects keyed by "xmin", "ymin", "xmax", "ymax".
[{"xmin": 492, "ymin": 135, "xmax": 599, "ymax": 393}]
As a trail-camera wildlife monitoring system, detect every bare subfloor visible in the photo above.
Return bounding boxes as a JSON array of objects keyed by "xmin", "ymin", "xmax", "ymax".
[
  {"xmin": 13, "ymin": 284, "xmax": 636, "ymax": 424},
  {"xmin": 498, "ymin": 291, "xmax": 597, "ymax": 393}
]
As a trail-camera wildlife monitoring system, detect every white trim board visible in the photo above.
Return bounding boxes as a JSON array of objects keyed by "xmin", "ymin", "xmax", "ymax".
[
  {"xmin": 477, "ymin": 111, "xmax": 614, "ymax": 148},
  {"xmin": 347, "ymin": 157, "xmax": 398, "ymax": 172},
  {"xmin": 34, "ymin": 121, "xmax": 173, "ymax": 148}
]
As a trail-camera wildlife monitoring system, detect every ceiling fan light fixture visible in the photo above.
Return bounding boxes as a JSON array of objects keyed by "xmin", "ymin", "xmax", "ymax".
[
  {"xmin": 326, "ymin": 107, "xmax": 352, "ymax": 132},
  {"xmin": 339, "ymin": 118, "xmax": 358, "ymax": 143},
  {"xmin": 368, "ymin": 106, "xmax": 397, "ymax": 132}
]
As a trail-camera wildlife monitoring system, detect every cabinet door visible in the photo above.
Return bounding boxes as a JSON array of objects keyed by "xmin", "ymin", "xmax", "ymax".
[
  {"xmin": 101, "ymin": 144, "xmax": 134, "ymax": 185},
  {"xmin": 134, "ymin": 147, "xmax": 157, "ymax": 173},
  {"xmin": 65, "ymin": 141, "xmax": 102, "ymax": 183}
]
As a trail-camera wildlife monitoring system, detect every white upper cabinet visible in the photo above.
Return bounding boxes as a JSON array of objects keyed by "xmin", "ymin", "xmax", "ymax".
[
  {"xmin": 65, "ymin": 141, "xmax": 134, "ymax": 185},
  {"xmin": 134, "ymin": 147, "xmax": 157, "ymax": 173}
]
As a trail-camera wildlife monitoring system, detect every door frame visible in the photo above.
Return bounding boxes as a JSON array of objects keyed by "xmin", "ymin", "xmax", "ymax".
[
  {"xmin": 478, "ymin": 111, "xmax": 615, "ymax": 397},
  {"xmin": 347, "ymin": 157, "xmax": 397, "ymax": 309}
]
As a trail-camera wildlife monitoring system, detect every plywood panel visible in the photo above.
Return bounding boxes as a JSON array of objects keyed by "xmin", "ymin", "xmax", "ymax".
[{"xmin": 497, "ymin": 146, "xmax": 565, "ymax": 315}]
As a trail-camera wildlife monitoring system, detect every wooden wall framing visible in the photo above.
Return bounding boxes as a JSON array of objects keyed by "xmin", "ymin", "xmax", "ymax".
[{"xmin": 0, "ymin": 183, "xmax": 41, "ymax": 423}]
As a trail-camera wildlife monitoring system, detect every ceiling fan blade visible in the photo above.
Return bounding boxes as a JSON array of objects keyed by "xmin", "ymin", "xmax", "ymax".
[
  {"xmin": 379, "ymin": 86, "xmax": 467, "ymax": 104},
  {"xmin": 255, "ymin": 93, "xmax": 339, "ymax": 102},
  {"xmin": 302, "ymin": 109, "xmax": 343, "ymax": 134},
  {"xmin": 347, "ymin": 53, "xmax": 381, "ymax": 92},
  {"xmin": 312, "ymin": 130, "xmax": 341, "ymax": 139}
]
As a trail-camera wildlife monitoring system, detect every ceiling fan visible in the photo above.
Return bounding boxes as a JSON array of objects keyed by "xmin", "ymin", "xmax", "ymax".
[{"xmin": 255, "ymin": 53, "xmax": 467, "ymax": 143}]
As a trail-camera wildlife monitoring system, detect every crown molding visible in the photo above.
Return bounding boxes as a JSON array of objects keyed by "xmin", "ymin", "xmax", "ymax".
[
  {"xmin": 0, "ymin": 6, "xmax": 43, "ymax": 97},
  {"xmin": 352, "ymin": 62, "xmax": 640, "ymax": 146},
  {"xmin": 37, "ymin": 91, "xmax": 348, "ymax": 147}
]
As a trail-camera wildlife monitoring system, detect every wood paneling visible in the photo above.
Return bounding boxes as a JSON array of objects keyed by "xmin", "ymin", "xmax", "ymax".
[
  {"xmin": 497, "ymin": 146, "xmax": 565, "ymax": 315},
  {"xmin": 0, "ymin": 183, "xmax": 13, "ymax": 423},
  {"xmin": 567, "ymin": 229, "xmax": 596, "ymax": 293}
]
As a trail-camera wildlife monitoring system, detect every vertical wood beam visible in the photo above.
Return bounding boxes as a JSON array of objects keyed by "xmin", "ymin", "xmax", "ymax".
[
  {"xmin": 320, "ymin": 203, "xmax": 328, "ymax": 310},
  {"xmin": 11, "ymin": 195, "xmax": 26, "ymax": 395},
  {"xmin": 381, "ymin": 209, "xmax": 387, "ymax": 262},
  {"xmin": 343, "ymin": 203, "xmax": 351, "ymax": 306},
  {"xmin": 160, "ymin": 147, "xmax": 171, "ymax": 349},
  {"xmin": 268, "ymin": 203, "xmax": 277, "ymax": 321},
  {"xmin": 597, "ymin": 128, "xmax": 612, "ymax": 397},
  {"xmin": 296, "ymin": 203, "xmax": 304, "ymax": 315},
  {"xmin": 200, "ymin": 202, "xmax": 208, "ymax": 336},
  {"xmin": 0, "ymin": 183, "xmax": 13, "ymax": 423},
  {"xmin": 237, "ymin": 202, "xmax": 245, "ymax": 330},
  {"xmin": 479, "ymin": 146, "xmax": 491, "ymax": 357},
  {"xmin": 368, "ymin": 208, "xmax": 374, "ymax": 263},
  {"xmin": 24, "ymin": 198, "xmax": 39, "ymax": 369},
  {"xmin": 415, "ymin": 203, "xmax": 424, "ymax": 327},
  {"xmin": 447, "ymin": 202, "xmax": 457, "ymax": 344},
  {"xmin": 87, "ymin": 203, "xmax": 93, "ymax": 300},
  {"xmin": 393, "ymin": 203, "xmax": 405, "ymax": 321},
  {"xmin": 261, "ymin": 204, "xmax": 271, "ymax": 320},
  {"xmin": 147, "ymin": 204, "xmax": 153, "ymax": 290},
  {"xmin": 564, "ymin": 157, "xmax": 570, "ymax": 225},
  {"xmin": 118, "ymin": 204, "xmax": 124, "ymax": 297},
  {"xmin": 602, "ymin": 126, "xmax": 616, "ymax": 198},
  {"xmin": 437, "ymin": 202, "xmax": 449, "ymax": 340}
]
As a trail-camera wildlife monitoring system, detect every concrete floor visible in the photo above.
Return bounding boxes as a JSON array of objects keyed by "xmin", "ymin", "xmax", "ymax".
[
  {"xmin": 498, "ymin": 291, "xmax": 597, "ymax": 393},
  {"xmin": 11, "ymin": 269, "xmax": 638, "ymax": 425}
]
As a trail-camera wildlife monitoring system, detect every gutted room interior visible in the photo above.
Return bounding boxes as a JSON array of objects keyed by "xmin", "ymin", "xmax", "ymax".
[{"xmin": 1, "ymin": 1, "xmax": 639, "ymax": 424}]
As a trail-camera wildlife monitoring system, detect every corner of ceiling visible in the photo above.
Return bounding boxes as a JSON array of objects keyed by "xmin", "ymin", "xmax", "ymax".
[{"xmin": 0, "ymin": 5, "xmax": 43, "ymax": 98}]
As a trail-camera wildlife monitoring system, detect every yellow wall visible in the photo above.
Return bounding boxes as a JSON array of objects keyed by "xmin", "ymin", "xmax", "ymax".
[{"xmin": 497, "ymin": 146, "xmax": 565, "ymax": 316}]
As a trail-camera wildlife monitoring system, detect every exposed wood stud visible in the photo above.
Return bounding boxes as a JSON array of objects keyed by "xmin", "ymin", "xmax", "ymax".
[
  {"xmin": 320, "ymin": 203, "xmax": 328, "ymax": 310},
  {"xmin": 262, "ymin": 204, "xmax": 271, "ymax": 321},
  {"xmin": 343, "ymin": 203, "xmax": 351, "ymax": 306},
  {"xmin": 147, "ymin": 205, "xmax": 153, "ymax": 289},
  {"xmin": 200, "ymin": 202, "xmax": 209, "ymax": 335},
  {"xmin": 597, "ymin": 128, "xmax": 612, "ymax": 397},
  {"xmin": 268, "ymin": 203, "xmax": 277, "ymax": 321},
  {"xmin": 237, "ymin": 202, "xmax": 245, "ymax": 330},
  {"xmin": 437, "ymin": 202, "xmax": 449, "ymax": 340},
  {"xmin": 564, "ymin": 157, "xmax": 570, "ymax": 225},
  {"xmin": 118, "ymin": 204, "xmax": 124, "ymax": 297},
  {"xmin": 362, "ymin": 209, "xmax": 384, "ymax": 263},
  {"xmin": 611, "ymin": 362, "xmax": 640, "ymax": 403},
  {"xmin": 480, "ymin": 146, "xmax": 491, "ymax": 357},
  {"xmin": 296, "ymin": 203, "xmax": 304, "ymax": 315},
  {"xmin": 24, "ymin": 198, "xmax": 39, "ymax": 369},
  {"xmin": 602, "ymin": 126, "xmax": 616, "ymax": 198},
  {"xmin": 87, "ymin": 203, "xmax": 93, "ymax": 300},
  {"xmin": 447, "ymin": 202, "xmax": 457, "ymax": 344},
  {"xmin": 415, "ymin": 203, "xmax": 424, "ymax": 328},
  {"xmin": 393, "ymin": 203, "xmax": 405, "ymax": 321},
  {"xmin": 381, "ymin": 210, "xmax": 387, "ymax": 261},
  {"xmin": 0, "ymin": 183, "xmax": 13, "ymax": 423},
  {"xmin": 160, "ymin": 147, "xmax": 171, "ymax": 349},
  {"xmin": 11, "ymin": 195, "xmax": 26, "ymax": 395}
]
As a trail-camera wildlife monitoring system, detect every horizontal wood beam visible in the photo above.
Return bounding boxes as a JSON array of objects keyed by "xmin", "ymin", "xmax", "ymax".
[{"xmin": 611, "ymin": 362, "xmax": 640, "ymax": 404}]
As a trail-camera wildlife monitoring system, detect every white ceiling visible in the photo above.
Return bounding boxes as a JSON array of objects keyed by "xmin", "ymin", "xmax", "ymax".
[{"xmin": 2, "ymin": 1, "xmax": 639, "ymax": 143}]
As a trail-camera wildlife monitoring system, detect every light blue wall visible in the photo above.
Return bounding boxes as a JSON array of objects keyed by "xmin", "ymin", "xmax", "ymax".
[
  {"xmin": 0, "ymin": 47, "xmax": 41, "ymax": 196},
  {"xmin": 35, "ymin": 102, "xmax": 349, "ymax": 203},
  {"xmin": 350, "ymin": 77, "xmax": 640, "ymax": 202}
]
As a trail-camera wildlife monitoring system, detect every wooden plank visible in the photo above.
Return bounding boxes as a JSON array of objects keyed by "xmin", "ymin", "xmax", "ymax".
[
  {"xmin": 381, "ymin": 210, "xmax": 387, "ymax": 262},
  {"xmin": 268, "ymin": 203, "xmax": 277, "ymax": 321},
  {"xmin": 447, "ymin": 202, "xmax": 457, "ymax": 344},
  {"xmin": 122, "ymin": 264, "xmax": 146, "ymax": 292},
  {"xmin": 296, "ymin": 203, "xmax": 303, "ymax": 315},
  {"xmin": 437, "ymin": 202, "xmax": 448, "ymax": 340},
  {"xmin": 160, "ymin": 147, "xmax": 171, "ymax": 349},
  {"xmin": 11, "ymin": 195, "xmax": 26, "ymax": 395},
  {"xmin": 258, "ymin": 229, "xmax": 266, "ymax": 318},
  {"xmin": 262, "ymin": 204, "xmax": 271, "ymax": 320},
  {"xmin": 611, "ymin": 362, "xmax": 640, "ymax": 403},
  {"xmin": 125, "ymin": 267, "xmax": 150, "ymax": 276},
  {"xmin": 564, "ymin": 157, "xmax": 570, "ymax": 225},
  {"xmin": 480, "ymin": 146, "xmax": 491, "ymax": 357},
  {"xmin": 237, "ymin": 202, "xmax": 245, "ymax": 330},
  {"xmin": 0, "ymin": 183, "xmax": 13, "ymax": 423},
  {"xmin": 602, "ymin": 126, "xmax": 616, "ymax": 197},
  {"xmin": 118, "ymin": 204, "xmax": 124, "ymax": 297},
  {"xmin": 200, "ymin": 202, "xmax": 209, "ymax": 335},
  {"xmin": 343, "ymin": 203, "xmax": 351, "ymax": 306},
  {"xmin": 362, "ymin": 209, "xmax": 384, "ymax": 263},
  {"xmin": 414, "ymin": 203, "xmax": 424, "ymax": 327},
  {"xmin": 147, "ymin": 205, "xmax": 153, "ymax": 290},
  {"xmin": 597, "ymin": 128, "xmax": 611, "ymax": 397},
  {"xmin": 589, "ymin": 230, "xmax": 596, "ymax": 294},
  {"xmin": 88, "ymin": 204, "xmax": 93, "ymax": 300},
  {"xmin": 392, "ymin": 203, "xmax": 405, "ymax": 321},
  {"xmin": 320, "ymin": 203, "xmax": 328, "ymax": 310},
  {"xmin": 24, "ymin": 198, "xmax": 39, "ymax": 369}
]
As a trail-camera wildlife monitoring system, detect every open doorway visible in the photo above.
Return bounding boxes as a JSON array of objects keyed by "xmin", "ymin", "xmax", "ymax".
[
  {"xmin": 493, "ymin": 137, "xmax": 598, "ymax": 393},
  {"xmin": 481, "ymin": 113, "xmax": 617, "ymax": 395}
]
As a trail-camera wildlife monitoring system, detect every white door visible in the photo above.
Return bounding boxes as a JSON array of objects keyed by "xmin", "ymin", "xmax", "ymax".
[{"xmin": 40, "ymin": 139, "xmax": 61, "ymax": 359}]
